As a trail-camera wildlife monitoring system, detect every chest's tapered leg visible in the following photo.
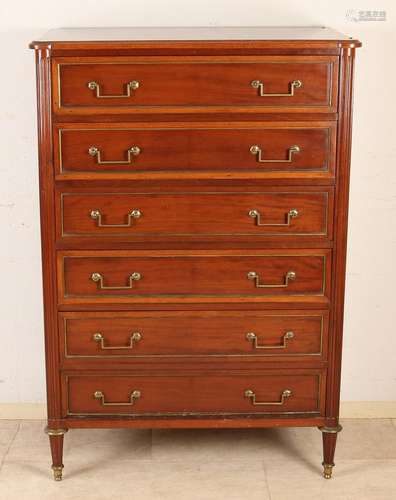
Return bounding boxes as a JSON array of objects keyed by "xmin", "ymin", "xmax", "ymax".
[
  {"xmin": 45, "ymin": 428, "xmax": 68, "ymax": 481},
  {"xmin": 319, "ymin": 425, "xmax": 343, "ymax": 478}
]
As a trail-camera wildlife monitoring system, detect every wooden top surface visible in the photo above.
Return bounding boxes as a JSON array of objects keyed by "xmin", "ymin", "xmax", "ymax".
[{"xmin": 30, "ymin": 26, "xmax": 361, "ymax": 49}]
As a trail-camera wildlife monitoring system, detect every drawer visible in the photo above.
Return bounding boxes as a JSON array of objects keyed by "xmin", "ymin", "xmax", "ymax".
[
  {"xmin": 64, "ymin": 372, "xmax": 324, "ymax": 416},
  {"xmin": 60, "ymin": 311, "xmax": 328, "ymax": 360},
  {"xmin": 58, "ymin": 250, "xmax": 330, "ymax": 305},
  {"xmin": 55, "ymin": 124, "xmax": 335, "ymax": 177},
  {"xmin": 58, "ymin": 190, "xmax": 333, "ymax": 241},
  {"xmin": 53, "ymin": 56, "xmax": 338, "ymax": 113}
]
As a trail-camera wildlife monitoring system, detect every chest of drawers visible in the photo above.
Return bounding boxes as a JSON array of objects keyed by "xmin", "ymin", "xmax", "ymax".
[{"xmin": 30, "ymin": 27, "xmax": 360, "ymax": 481}]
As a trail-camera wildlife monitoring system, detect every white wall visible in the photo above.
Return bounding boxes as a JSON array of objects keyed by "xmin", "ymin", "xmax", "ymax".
[{"xmin": 0, "ymin": 1, "xmax": 395, "ymax": 405}]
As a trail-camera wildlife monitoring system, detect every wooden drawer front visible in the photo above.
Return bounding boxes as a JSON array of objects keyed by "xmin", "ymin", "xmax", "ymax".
[
  {"xmin": 65, "ymin": 372, "xmax": 323, "ymax": 416},
  {"xmin": 59, "ymin": 191, "xmax": 332, "ymax": 239},
  {"xmin": 59, "ymin": 251, "xmax": 329, "ymax": 303},
  {"xmin": 55, "ymin": 125, "xmax": 335, "ymax": 176},
  {"xmin": 54, "ymin": 56, "xmax": 337, "ymax": 113},
  {"xmin": 61, "ymin": 311, "xmax": 327, "ymax": 359}
]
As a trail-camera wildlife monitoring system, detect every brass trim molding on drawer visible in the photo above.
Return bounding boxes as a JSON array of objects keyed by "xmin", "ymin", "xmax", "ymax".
[
  {"xmin": 54, "ymin": 123, "xmax": 335, "ymax": 177},
  {"xmin": 57, "ymin": 250, "xmax": 330, "ymax": 304},
  {"xmin": 53, "ymin": 55, "xmax": 338, "ymax": 114},
  {"xmin": 60, "ymin": 311, "xmax": 328, "ymax": 359},
  {"xmin": 63, "ymin": 371, "xmax": 324, "ymax": 417},
  {"xmin": 58, "ymin": 190, "xmax": 332, "ymax": 239}
]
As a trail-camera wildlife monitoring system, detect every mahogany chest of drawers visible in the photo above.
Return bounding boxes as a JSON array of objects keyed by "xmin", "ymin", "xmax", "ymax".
[{"xmin": 30, "ymin": 27, "xmax": 360, "ymax": 481}]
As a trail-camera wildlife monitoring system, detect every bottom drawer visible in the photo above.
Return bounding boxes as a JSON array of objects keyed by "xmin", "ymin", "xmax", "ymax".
[{"xmin": 64, "ymin": 372, "xmax": 324, "ymax": 417}]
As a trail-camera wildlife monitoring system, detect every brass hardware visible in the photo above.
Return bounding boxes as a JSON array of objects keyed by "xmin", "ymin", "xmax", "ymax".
[
  {"xmin": 44, "ymin": 427, "xmax": 68, "ymax": 436},
  {"xmin": 244, "ymin": 388, "xmax": 292, "ymax": 406},
  {"xmin": 249, "ymin": 208, "xmax": 299, "ymax": 227},
  {"xmin": 94, "ymin": 390, "xmax": 141, "ymax": 406},
  {"xmin": 91, "ymin": 272, "xmax": 141, "ymax": 290},
  {"xmin": 319, "ymin": 425, "xmax": 343, "ymax": 434},
  {"xmin": 251, "ymin": 79, "xmax": 302, "ymax": 97},
  {"xmin": 93, "ymin": 332, "xmax": 142, "ymax": 350},
  {"xmin": 90, "ymin": 209, "xmax": 142, "ymax": 227},
  {"xmin": 87, "ymin": 80, "xmax": 139, "ymax": 98},
  {"xmin": 246, "ymin": 331, "xmax": 294, "ymax": 349},
  {"xmin": 247, "ymin": 270, "xmax": 296, "ymax": 288},
  {"xmin": 52, "ymin": 465, "xmax": 64, "ymax": 481},
  {"xmin": 322, "ymin": 463, "xmax": 334, "ymax": 479},
  {"xmin": 88, "ymin": 145, "xmax": 141, "ymax": 165},
  {"xmin": 250, "ymin": 144, "xmax": 301, "ymax": 163}
]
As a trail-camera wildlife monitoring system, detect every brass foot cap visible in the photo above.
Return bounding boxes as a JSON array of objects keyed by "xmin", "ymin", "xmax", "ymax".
[
  {"xmin": 322, "ymin": 463, "xmax": 334, "ymax": 479},
  {"xmin": 52, "ymin": 465, "xmax": 64, "ymax": 481}
]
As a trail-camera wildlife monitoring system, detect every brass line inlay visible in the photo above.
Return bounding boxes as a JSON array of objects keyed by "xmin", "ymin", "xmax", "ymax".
[
  {"xmin": 63, "ymin": 314, "xmax": 324, "ymax": 359},
  {"xmin": 59, "ymin": 191, "xmax": 329, "ymax": 238},
  {"xmin": 59, "ymin": 254, "xmax": 328, "ymax": 299},
  {"xmin": 64, "ymin": 374, "xmax": 323, "ymax": 417},
  {"xmin": 57, "ymin": 127, "xmax": 332, "ymax": 174},
  {"xmin": 56, "ymin": 60, "xmax": 335, "ymax": 110}
]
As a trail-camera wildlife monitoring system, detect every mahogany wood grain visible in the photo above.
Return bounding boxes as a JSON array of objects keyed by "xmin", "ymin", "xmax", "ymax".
[
  {"xmin": 59, "ymin": 250, "xmax": 330, "ymax": 302},
  {"xmin": 30, "ymin": 28, "xmax": 360, "ymax": 479},
  {"xmin": 53, "ymin": 55, "xmax": 338, "ymax": 114},
  {"xmin": 55, "ymin": 123, "xmax": 335, "ymax": 176},
  {"xmin": 322, "ymin": 432, "xmax": 338, "ymax": 472},
  {"xmin": 62, "ymin": 416, "xmax": 327, "ymax": 429},
  {"xmin": 64, "ymin": 372, "xmax": 323, "ymax": 416},
  {"xmin": 58, "ymin": 190, "xmax": 332, "ymax": 241},
  {"xmin": 48, "ymin": 434, "xmax": 64, "ymax": 477},
  {"xmin": 60, "ymin": 310, "xmax": 327, "ymax": 360},
  {"xmin": 34, "ymin": 48, "xmax": 63, "ymax": 422},
  {"xmin": 325, "ymin": 47, "xmax": 357, "ymax": 428}
]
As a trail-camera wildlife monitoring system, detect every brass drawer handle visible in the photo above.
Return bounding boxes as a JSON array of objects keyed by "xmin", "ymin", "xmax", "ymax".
[
  {"xmin": 249, "ymin": 208, "xmax": 298, "ymax": 227},
  {"xmin": 250, "ymin": 144, "xmax": 300, "ymax": 163},
  {"xmin": 88, "ymin": 146, "xmax": 141, "ymax": 165},
  {"xmin": 93, "ymin": 332, "xmax": 142, "ymax": 350},
  {"xmin": 245, "ymin": 388, "xmax": 292, "ymax": 406},
  {"xmin": 94, "ymin": 390, "xmax": 141, "ymax": 406},
  {"xmin": 90, "ymin": 209, "xmax": 142, "ymax": 227},
  {"xmin": 251, "ymin": 79, "xmax": 302, "ymax": 97},
  {"xmin": 246, "ymin": 331, "xmax": 294, "ymax": 349},
  {"xmin": 91, "ymin": 272, "xmax": 141, "ymax": 290},
  {"xmin": 87, "ymin": 80, "xmax": 139, "ymax": 98},
  {"xmin": 247, "ymin": 271, "xmax": 296, "ymax": 288}
]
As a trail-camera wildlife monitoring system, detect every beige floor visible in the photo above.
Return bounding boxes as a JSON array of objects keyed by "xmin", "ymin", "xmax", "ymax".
[{"xmin": 0, "ymin": 419, "xmax": 395, "ymax": 499}]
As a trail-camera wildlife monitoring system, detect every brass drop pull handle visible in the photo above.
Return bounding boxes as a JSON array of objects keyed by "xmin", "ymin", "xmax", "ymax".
[
  {"xmin": 246, "ymin": 331, "xmax": 294, "ymax": 349},
  {"xmin": 94, "ymin": 390, "xmax": 141, "ymax": 406},
  {"xmin": 249, "ymin": 209, "xmax": 299, "ymax": 227},
  {"xmin": 87, "ymin": 80, "xmax": 140, "ymax": 98},
  {"xmin": 90, "ymin": 209, "xmax": 142, "ymax": 227},
  {"xmin": 247, "ymin": 271, "xmax": 296, "ymax": 288},
  {"xmin": 244, "ymin": 389, "xmax": 292, "ymax": 406},
  {"xmin": 88, "ymin": 146, "xmax": 141, "ymax": 165},
  {"xmin": 250, "ymin": 145, "xmax": 300, "ymax": 163},
  {"xmin": 91, "ymin": 272, "xmax": 142, "ymax": 290},
  {"xmin": 251, "ymin": 79, "xmax": 302, "ymax": 97},
  {"xmin": 93, "ymin": 332, "xmax": 142, "ymax": 350}
]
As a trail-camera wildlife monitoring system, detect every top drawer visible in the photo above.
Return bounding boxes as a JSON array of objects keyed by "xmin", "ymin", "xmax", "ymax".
[{"xmin": 53, "ymin": 56, "xmax": 339, "ymax": 114}]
